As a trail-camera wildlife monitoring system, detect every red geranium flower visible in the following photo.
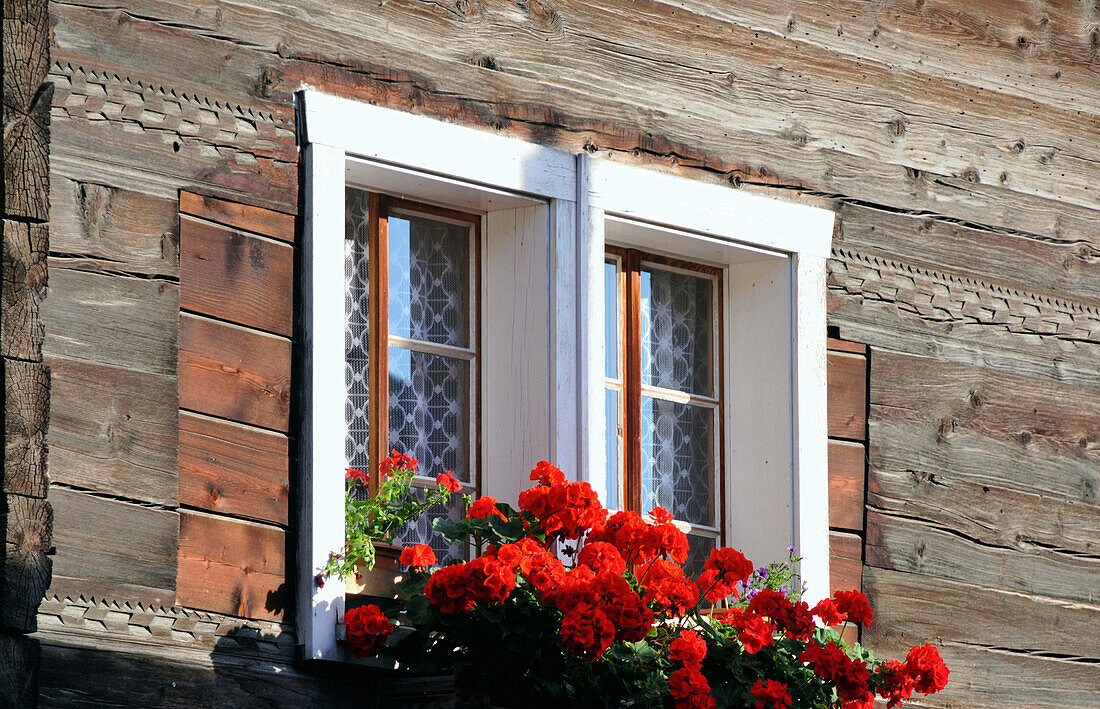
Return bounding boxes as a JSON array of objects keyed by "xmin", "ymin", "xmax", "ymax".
[
  {"xmin": 812, "ymin": 597, "xmax": 844, "ymax": 626},
  {"xmin": 529, "ymin": 460, "xmax": 566, "ymax": 486},
  {"xmin": 345, "ymin": 467, "xmax": 369, "ymax": 485},
  {"xmin": 559, "ymin": 602, "xmax": 616, "ymax": 660},
  {"xmin": 379, "ymin": 450, "xmax": 417, "ymax": 478},
  {"xmin": 399, "ymin": 543, "xmax": 437, "ymax": 568},
  {"xmin": 436, "ymin": 470, "xmax": 462, "ymax": 493},
  {"xmin": 905, "ymin": 644, "xmax": 950, "ymax": 695},
  {"xmin": 833, "ymin": 589, "xmax": 874, "ymax": 626},
  {"xmin": 649, "ymin": 506, "xmax": 674, "ymax": 524},
  {"xmin": 668, "ymin": 666, "xmax": 715, "ymax": 709},
  {"xmin": 751, "ymin": 678, "xmax": 792, "ymax": 709},
  {"xmin": 577, "ymin": 541, "xmax": 627, "ymax": 575},
  {"xmin": 467, "ymin": 496, "xmax": 508, "ymax": 521},
  {"xmin": 718, "ymin": 607, "xmax": 775, "ymax": 654},
  {"xmin": 669, "ymin": 629, "xmax": 708, "ymax": 668},
  {"xmin": 344, "ymin": 604, "xmax": 395, "ymax": 658}
]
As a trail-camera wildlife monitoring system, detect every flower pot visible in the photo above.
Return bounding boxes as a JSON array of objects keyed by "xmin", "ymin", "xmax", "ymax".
[{"xmin": 345, "ymin": 542, "xmax": 403, "ymax": 599}]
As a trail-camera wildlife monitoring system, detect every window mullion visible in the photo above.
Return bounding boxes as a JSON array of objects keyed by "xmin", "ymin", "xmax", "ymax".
[
  {"xmin": 368, "ymin": 192, "xmax": 390, "ymax": 495},
  {"xmin": 624, "ymin": 249, "xmax": 643, "ymax": 515}
]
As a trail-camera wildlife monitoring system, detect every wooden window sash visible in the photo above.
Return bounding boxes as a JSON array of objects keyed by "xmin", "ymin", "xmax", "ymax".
[
  {"xmin": 607, "ymin": 246, "xmax": 725, "ymax": 543},
  {"xmin": 365, "ymin": 192, "xmax": 482, "ymax": 497}
]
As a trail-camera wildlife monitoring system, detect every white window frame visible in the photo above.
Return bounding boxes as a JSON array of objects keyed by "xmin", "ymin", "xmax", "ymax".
[
  {"xmin": 297, "ymin": 90, "xmax": 580, "ymax": 661},
  {"xmin": 579, "ymin": 156, "xmax": 835, "ymax": 604}
]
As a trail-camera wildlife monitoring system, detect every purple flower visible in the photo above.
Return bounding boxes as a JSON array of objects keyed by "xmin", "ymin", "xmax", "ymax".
[
  {"xmin": 755, "ymin": 567, "xmax": 769, "ymax": 579},
  {"xmin": 786, "ymin": 545, "xmax": 797, "ymax": 555},
  {"xmin": 778, "ymin": 585, "xmax": 789, "ymax": 596}
]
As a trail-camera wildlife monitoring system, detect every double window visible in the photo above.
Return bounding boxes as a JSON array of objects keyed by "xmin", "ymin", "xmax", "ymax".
[{"xmin": 299, "ymin": 89, "xmax": 833, "ymax": 661}]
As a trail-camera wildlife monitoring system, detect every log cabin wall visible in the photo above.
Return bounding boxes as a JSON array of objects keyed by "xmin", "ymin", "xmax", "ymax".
[{"xmin": 22, "ymin": 0, "xmax": 1100, "ymax": 706}]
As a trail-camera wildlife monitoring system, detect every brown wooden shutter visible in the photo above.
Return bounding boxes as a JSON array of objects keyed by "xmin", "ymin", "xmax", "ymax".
[
  {"xmin": 825, "ymin": 337, "xmax": 869, "ymax": 643},
  {"xmin": 175, "ymin": 191, "xmax": 296, "ymax": 621}
]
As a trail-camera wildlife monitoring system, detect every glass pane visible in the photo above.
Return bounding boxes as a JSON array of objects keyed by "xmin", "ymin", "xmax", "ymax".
[
  {"xmin": 388, "ymin": 486, "xmax": 468, "ymax": 564},
  {"xmin": 640, "ymin": 396, "xmax": 714, "ymax": 526},
  {"xmin": 345, "ymin": 188, "xmax": 371, "ymax": 470},
  {"xmin": 603, "ymin": 387, "xmax": 622, "ymax": 510},
  {"xmin": 686, "ymin": 534, "xmax": 717, "ymax": 580},
  {"xmin": 388, "ymin": 347, "xmax": 470, "ymax": 482},
  {"xmin": 388, "ymin": 212, "xmax": 470, "ymax": 347},
  {"xmin": 640, "ymin": 266, "xmax": 713, "ymax": 396},
  {"xmin": 604, "ymin": 260, "xmax": 618, "ymax": 379}
]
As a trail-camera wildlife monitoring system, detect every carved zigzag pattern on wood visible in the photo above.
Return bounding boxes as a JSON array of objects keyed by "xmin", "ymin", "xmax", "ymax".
[
  {"xmin": 828, "ymin": 248, "xmax": 1100, "ymax": 347},
  {"xmin": 37, "ymin": 594, "xmax": 295, "ymax": 658},
  {"xmin": 47, "ymin": 62, "xmax": 295, "ymax": 159}
]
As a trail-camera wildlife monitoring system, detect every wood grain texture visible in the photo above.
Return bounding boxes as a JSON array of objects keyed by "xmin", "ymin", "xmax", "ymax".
[
  {"xmin": 829, "ymin": 531, "xmax": 861, "ymax": 594},
  {"xmin": 51, "ymin": 174, "xmax": 180, "ymax": 278},
  {"xmin": 41, "ymin": 265, "xmax": 179, "ymax": 376},
  {"xmin": 826, "ymin": 337, "xmax": 867, "ymax": 355},
  {"xmin": 669, "ymin": 0, "xmax": 1100, "ymax": 116},
  {"xmin": 828, "ymin": 439, "xmax": 864, "ymax": 532},
  {"xmin": 865, "ymin": 509, "xmax": 1099, "ymax": 606},
  {"xmin": 179, "ymin": 412, "xmax": 289, "ymax": 526},
  {"xmin": 178, "ymin": 314, "xmax": 292, "ymax": 431},
  {"xmin": 2, "ymin": 10, "xmax": 51, "ymax": 222},
  {"xmin": 177, "ymin": 511, "xmax": 287, "ymax": 621},
  {"xmin": 834, "ymin": 201, "xmax": 1100, "ymax": 307},
  {"xmin": 869, "ymin": 348, "xmax": 1100, "ymax": 507},
  {"xmin": 2, "ymin": 220, "xmax": 48, "ymax": 361},
  {"xmin": 3, "ymin": 359, "xmax": 49, "ymax": 498},
  {"xmin": 0, "ymin": 634, "xmax": 40, "ymax": 708},
  {"xmin": 179, "ymin": 191, "xmax": 295, "ymax": 243},
  {"xmin": 37, "ymin": 634, "xmax": 363, "ymax": 708},
  {"xmin": 179, "ymin": 218, "xmax": 294, "ymax": 336},
  {"xmin": 46, "ymin": 355, "xmax": 178, "ymax": 507},
  {"xmin": 47, "ymin": 487, "xmax": 178, "ymax": 608},
  {"xmin": 827, "ymin": 350, "xmax": 866, "ymax": 441},
  {"xmin": 2, "ymin": 494, "xmax": 53, "ymax": 632},
  {"xmin": 863, "ymin": 567, "xmax": 1099, "ymax": 662}
]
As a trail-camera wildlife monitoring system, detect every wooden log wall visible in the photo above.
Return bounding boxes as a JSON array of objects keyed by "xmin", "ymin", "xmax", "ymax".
[
  {"xmin": 2, "ymin": 0, "xmax": 53, "ymax": 705},
  {"xmin": 27, "ymin": 0, "xmax": 1100, "ymax": 706}
]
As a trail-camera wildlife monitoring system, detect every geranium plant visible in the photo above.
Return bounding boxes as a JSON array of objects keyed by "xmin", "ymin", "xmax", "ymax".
[
  {"xmin": 318, "ymin": 450, "xmax": 461, "ymax": 582},
  {"xmin": 346, "ymin": 461, "xmax": 950, "ymax": 708}
]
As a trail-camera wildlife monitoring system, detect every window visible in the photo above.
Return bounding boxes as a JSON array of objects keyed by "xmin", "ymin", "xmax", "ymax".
[
  {"xmin": 344, "ymin": 190, "xmax": 480, "ymax": 561},
  {"xmin": 297, "ymin": 90, "xmax": 833, "ymax": 662},
  {"xmin": 603, "ymin": 248, "xmax": 724, "ymax": 573}
]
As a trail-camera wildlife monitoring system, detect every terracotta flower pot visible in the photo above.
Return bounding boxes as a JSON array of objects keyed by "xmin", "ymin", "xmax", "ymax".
[{"xmin": 345, "ymin": 542, "xmax": 403, "ymax": 599}]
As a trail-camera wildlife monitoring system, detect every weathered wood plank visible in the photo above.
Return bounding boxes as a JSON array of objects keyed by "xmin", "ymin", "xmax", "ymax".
[
  {"xmin": 179, "ymin": 191, "xmax": 295, "ymax": 243},
  {"xmin": 50, "ymin": 173, "xmax": 180, "ymax": 277},
  {"xmin": 827, "ymin": 350, "xmax": 866, "ymax": 441},
  {"xmin": 2, "ymin": 220, "xmax": 48, "ymax": 361},
  {"xmin": 826, "ymin": 337, "xmax": 866, "ymax": 355},
  {"xmin": 828, "ymin": 439, "xmax": 864, "ymax": 532},
  {"xmin": 179, "ymin": 218, "xmax": 294, "ymax": 336},
  {"xmin": 863, "ymin": 567, "xmax": 1100, "ymax": 662},
  {"xmin": 869, "ymin": 348, "xmax": 1100, "ymax": 507},
  {"xmin": 47, "ymin": 355, "xmax": 177, "ymax": 507},
  {"xmin": 47, "ymin": 487, "xmax": 178, "ymax": 607},
  {"xmin": 41, "ymin": 265, "xmax": 178, "ymax": 376},
  {"xmin": 179, "ymin": 412, "xmax": 289, "ymax": 526},
  {"xmin": 37, "ymin": 633, "xmax": 364, "ymax": 708},
  {"xmin": 834, "ymin": 202, "xmax": 1100, "ymax": 309},
  {"xmin": 179, "ymin": 314, "xmax": 292, "ymax": 431},
  {"xmin": 51, "ymin": 1, "xmax": 1100, "ymax": 243},
  {"xmin": 0, "ymin": 634, "xmax": 40, "ymax": 709},
  {"xmin": 177, "ymin": 511, "xmax": 288, "ymax": 621},
  {"xmin": 828, "ymin": 531, "xmax": 861, "ymax": 594},
  {"xmin": 869, "ymin": 467, "xmax": 1098, "ymax": 559},
  {"xmin": 827, "ymin": 269, "xmax": 1100, "ymax": 391},
  {"xmin": 2, "ymin": 494, "xmax": 53, "ymax": 632},
  {"xmin": 3, "ymin": 359, "xmax": 49, "ymax": 498},
  {"xmin": 865, "ymin": 509, "xmax": 1100, "ymax": 606},
  {"xmin": 668, "ymin": 0, "xmax": 1100, "ymax": 116}
]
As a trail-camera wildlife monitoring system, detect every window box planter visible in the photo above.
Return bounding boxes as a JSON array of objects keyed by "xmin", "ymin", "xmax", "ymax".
[{"xmin": 344, "ymin": 542, "xmax": 402, "ymax": 600}]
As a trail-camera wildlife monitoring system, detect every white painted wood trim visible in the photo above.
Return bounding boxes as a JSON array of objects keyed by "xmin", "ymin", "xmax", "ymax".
[
  {"xmin": 301, "ymin": 90, "xmax": 575, "ymax": 202},
  {"xmin": 792, "ymin": 254, "xmax": 831, "ymax": 605},
  {"xmin": 586, "ymin": 157, "xmax": 833, "ymax": 259},
  {"xmin": 550, "ymin": 198, "xmax": 582, "ymax": 480},
  {"xmin": 298, "ymin": 142, "xmax": 348, "ymax": 661}
]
